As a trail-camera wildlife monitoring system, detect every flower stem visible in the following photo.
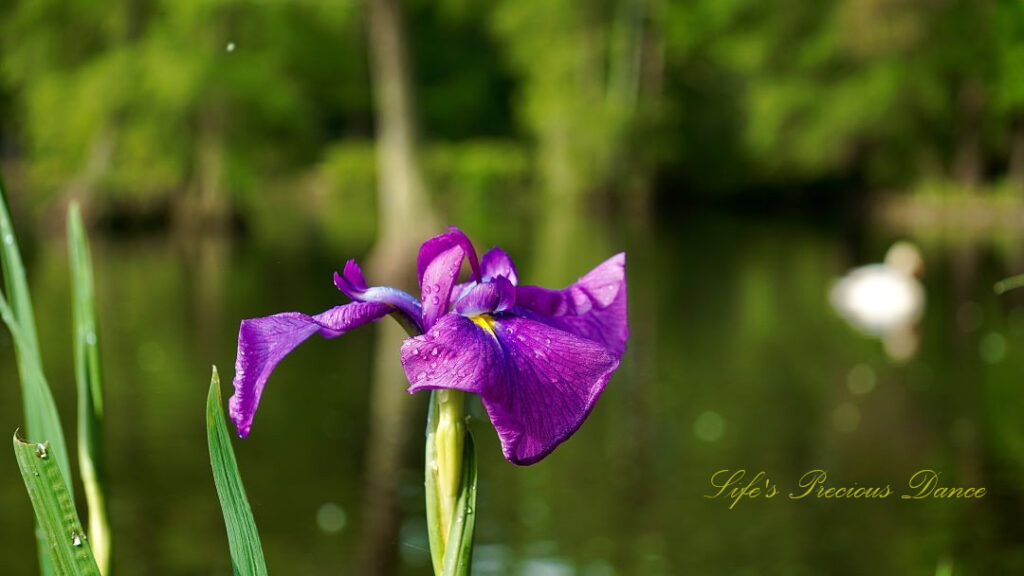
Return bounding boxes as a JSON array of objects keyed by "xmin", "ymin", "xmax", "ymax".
[
  {"xmin": 392, "ymin": 314, "xmax": 473, "ymax": 574},
  {"xmin": 425, "ymin": 387, "xmax": 472, "ymax": 575},
  {"xmin": 434, "ymin": 389, "xmax": 465, "ymax": 545}
]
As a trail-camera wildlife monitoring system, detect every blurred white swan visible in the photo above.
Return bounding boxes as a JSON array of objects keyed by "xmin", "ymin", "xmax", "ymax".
[{"xmin": 830, "ymin": 241, "xmax": 925, "ymax": 361}]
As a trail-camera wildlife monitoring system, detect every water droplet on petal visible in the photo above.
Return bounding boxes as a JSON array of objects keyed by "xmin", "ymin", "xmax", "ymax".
[
  {"xmin": 35, "ymin": 444, "xmax": 47, "ymax": 459},
  {"xmin": 430, "ymin": 362, "xmax": 437, "ymax": 368},
  {"xmin": 431, "ymin": 296, "xmax": 440, "ymax": 305},
  {"xmin": 517, "ymin": 335, "xmax": 526, "ymax": 342},
  {"xmin": 417, "ymin": 372, "xmax": 427, "ymax": 381},
  {"xmin": 544, "ymin": 338, "xmax": 551, "ymax": 345},
  {"xmin": 71, "ymin": 532, "xmax": 82, "ymax": 547},
  {"xmin": 411, "ymin": 348, "xmax": 419, "ymax": 356},
  {"xmin": 432, "ymin": 284, "xmax": 441, "ymax": 293},
  {"xmin": 431, "ymin": 348, "xmax": 439, "ymax": 356},
  {"xmin": 423, "ymin": 285, "xmax": 431, "ymax": 294},
  {"xmin": 433, "ymin": 330, "xmax": 440, "ymax": 338}
]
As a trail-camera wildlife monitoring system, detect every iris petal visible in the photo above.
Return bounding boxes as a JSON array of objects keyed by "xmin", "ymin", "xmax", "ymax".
[
  {"xmin": 333, "ymin": 261, "xmax": 423, "ymax": 330},
  {"xmin": 401, "ymin": 313, "xmax": 618, "ymax": 465},
  {"xmin": 402, "ymin": 314, "xmax": 500, "ymax": 395},
  {"xmin": 231, "ymin": 301, "xmax": 391, "ymax": 438},
  {"xmin": 515, "ymin": 253, "xmax": 628, "ymax": 357},
  {"xmin": 417, "ymin": 227, "xmax": 481, "ymax": 284},
  {"xmin": 453, "ymin": 276, "xmax": 515, "ymax": 316},
  {"xmin": 417, "ymin": 227, "xmax": 481, "ymax": 329},
  {"xmin": 480, "ymin": 247, "xmax": 518, "ymax": 285}
]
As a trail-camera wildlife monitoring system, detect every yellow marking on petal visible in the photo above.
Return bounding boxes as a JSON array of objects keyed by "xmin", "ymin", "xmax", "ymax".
[{"xmin": 471, "ymin": 314, "xmax": 498, "ymax": 339}]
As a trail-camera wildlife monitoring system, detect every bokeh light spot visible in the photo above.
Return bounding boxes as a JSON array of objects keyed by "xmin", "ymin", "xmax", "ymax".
[{"xmin": 694, "ymin": 410, "xmax": 725, "ymax": 442}]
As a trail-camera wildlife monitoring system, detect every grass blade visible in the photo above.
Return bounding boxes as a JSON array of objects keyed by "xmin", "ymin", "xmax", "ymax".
[
  {"xmin": 0, "ymin": 178, "xmax": 41, "ymax": 364},
  {"xmin": 68, "ymin": 205, "xmax": 111, "ymax": 574},
  {"xmin": 207, "ymin": 366, "xmax": 268, "ymax": 576},
  {"xmin": 13, "ymin": 435, "xmax": 101, "ymax": 576},
  {"xmin": 1, "ymin": 179, "xmax": 73, "ymax": 576}
]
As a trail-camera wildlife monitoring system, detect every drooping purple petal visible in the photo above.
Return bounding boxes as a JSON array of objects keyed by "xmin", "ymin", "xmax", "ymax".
[
  {"xmin": 515, "ymin": 253, "xmax": 628, "ymax": 357},
  {"xmin": 418, "ymin": 228, "xmax": 481, "ymax": 330},
  {"xmin": 403, "ymin": 314, "xmax": 500, "ymax": 395},
  {"xmin": 480, "ymin": 247, "xmax": 518, "ymax": 285},
  {"xmin": 453, "ymin": 276, "xmax": 516, "ymax": 316},
  {"xmin": 231, "ymin": 301, "xmax": 391, "ymax": 438},
  {"xmin": 401, "ymin": 313, "xmax": 619, "ymax": 465},
  {"xmin": 333, "ymin": 260, "xmax": 423, "ymax": 331}
]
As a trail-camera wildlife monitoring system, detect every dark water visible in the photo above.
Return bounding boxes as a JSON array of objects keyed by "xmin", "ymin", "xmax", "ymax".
[{"xmin": 2, "ymin": 208, "xmax": 1024, "ymax": 575}]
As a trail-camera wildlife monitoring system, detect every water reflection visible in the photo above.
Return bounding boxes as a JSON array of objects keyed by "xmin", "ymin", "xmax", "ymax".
[{"xmin": 1, "ymin": 208, "xmax": 1024, "ymax": 574}]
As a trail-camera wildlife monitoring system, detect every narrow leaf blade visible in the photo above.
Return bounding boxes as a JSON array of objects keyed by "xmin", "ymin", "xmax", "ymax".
[
  {"xmin": 13, "ymin": 435, "xmax": 101, "ymax": 576},
  {"xmin": 441, "ymin": 433, "xmax": 477, "ymax": 576},
  {"xmin": 207, "ymin": 367, "xmax": 268, "ymax": 576},
  {"xmin": 1, "ymin": 179, "xmax": 73, "ymax": 576},
  {"xmin": 0, "ymin": 177, "xmax": 41, "ymax": 360},
  {"xmin": 68, "ymin": 205, "xmax": 111, "ymax": 574}
]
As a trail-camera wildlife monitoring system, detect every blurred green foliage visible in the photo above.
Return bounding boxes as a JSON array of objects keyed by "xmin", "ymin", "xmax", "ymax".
[{"xmin": 1, "ymin": 0, "xmax": 1023, "ymax": 225}]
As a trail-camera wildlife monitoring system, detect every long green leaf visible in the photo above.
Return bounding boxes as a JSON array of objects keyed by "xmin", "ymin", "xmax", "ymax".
[
  {"xmin": 0, "ymin": 178, "xmax": 41, "ymax": 363},
  {"xmin": 68, "ymin": 205, "xmax": 111, "ymax": 574},
  {"xmin": 1, "ymin": 178, "xmax": 73, "ymax": 576},
  {"xmin": 207, "ymin": 367, "xmax": 268, "ymax": 576},
  {"xmin": 13, "ymin": 435, "xmax": 101, "ymax": 576}
]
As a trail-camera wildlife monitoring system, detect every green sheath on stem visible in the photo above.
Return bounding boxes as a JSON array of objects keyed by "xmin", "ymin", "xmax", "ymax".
[{"xmin": 425, "ymin": 389, "xmax": 477, "ymax": 576}]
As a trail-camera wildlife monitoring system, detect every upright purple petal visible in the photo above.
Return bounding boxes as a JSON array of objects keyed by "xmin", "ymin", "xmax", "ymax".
[
  {"xmin": 401, "ymin": 313, "xmax": 619, "ymax": 465},
  {"xmin": 515, "ymin": 253, "xmax": 629, "ymax": 356},
  {"xmin": 417, "ymin": 227, "xmax": 481, "ymax": 284},
  {"xmin": 453, "ymin": 276, "xmax": 516, "ymax": 316},
  {"xmin": 418, "ymin": 228, "xmax": 481, "ymax": 329},
  {"xmin": 481, "ymin": 247, "xmax": 518, "ymax": 285},
  {"xmin": 231, "ymin": 301, "xmax": 391, "ymax": 437}
]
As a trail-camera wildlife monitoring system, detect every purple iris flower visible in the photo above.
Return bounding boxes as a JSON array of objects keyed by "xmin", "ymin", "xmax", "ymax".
[{"xmin": 230, "ymin": 227, "xmax": 628, "ymax": 465}]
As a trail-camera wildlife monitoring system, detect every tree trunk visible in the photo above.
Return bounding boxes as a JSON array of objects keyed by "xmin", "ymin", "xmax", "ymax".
[
  {"xmin": 366, "ymin": 0, "xmax": 434, "ymax": 274},
  {"xmin": 359, "ymin": 0, "xmax": 435, "ymax": 573},
  {"xmin": 195, "ymin": 107, "xmax": 228, "ymax": 226},
  {"xmin": 952, "ymin": 79, "xmax": 984, "ymax": 191}
]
